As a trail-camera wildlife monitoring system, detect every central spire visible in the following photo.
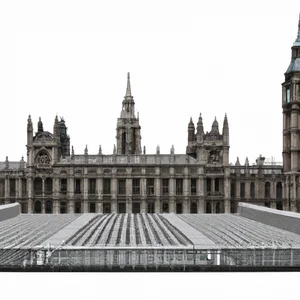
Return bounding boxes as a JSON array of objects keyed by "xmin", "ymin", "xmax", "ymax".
[
  {"xmin": 121, "ymin": 72, "xmax": 135, "ymax": 118},
  {"xmin": 294, "ymin": 13, "xmax": 300, "ymax": 46},
  {"xmin": 126, "ymin": 72, "xmax": 132, "ymax": 97}
]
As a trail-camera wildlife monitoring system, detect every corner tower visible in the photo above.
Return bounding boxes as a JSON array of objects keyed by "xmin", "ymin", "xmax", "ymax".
[
  {"xmin": 116, "ymin": 73, "xmax": 142, "ymax": 154},
  {"xmin": 283, "ymin": 14, "xmax": 300, "ymax": 173}
]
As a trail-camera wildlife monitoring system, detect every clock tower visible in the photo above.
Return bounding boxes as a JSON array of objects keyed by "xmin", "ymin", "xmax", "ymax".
[{"xmin": 116, "ymin": 73, "xmax": 142, "ymax": 155}]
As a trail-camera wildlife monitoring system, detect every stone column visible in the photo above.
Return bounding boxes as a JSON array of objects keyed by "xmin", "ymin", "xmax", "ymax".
[
  {"xmin": 183, "ymin": 168, "xmax": 189, "ymax": 213},
  {"xmin": 126, "ymin": 178, "xmax": 132, "ymax": 213},
  {"xmin": 97, "ymin": 177, "xmax": 103, "ymax": 213},
  {"xmin": 245, "ymin": 181, "xmax": 250, "ymax": 199},
  {"xmin": 169, "ymin": 167, "xmax": 175, "ymax": 213},
  {"xmin": 224, "ymin": 169, "xmax": 230, "ymax": 213},
  {"xmin": 198, "ymin": 167, "xmax": 205, "ymax": 213},
  {"xmin": 154, "ymin": 168, "xmax": 161, "ymax": 213},
  {"xmin": 42, "ymin": 200, "xmax": 45, "ymax": 214},
  {"xmin": 83, "ymin": 177, "xmax": 88, "ymax": 213},
  {"xmin": 292, "ymin": 175, "xmax": 297, "ymax": 212},
  {"xmin": 53, "ymin": 177, "xmax": 60, "ymax": 214},
  {"xmin": 111, "ymin": 170, "xmax": 117, "ymax": 213},
  {"xmin": 4, "ymin": 177, "xmax": 9, "ymax": 204},
  {"xmin": 69, "ymin": 177, "xmax": 74, "ymax": 213},
  {"xmin": 18, "ymin": 178, "xmax": 22, "ymax": 200},
  {"xmin": 27, "ymin": 177, "xmax": 33, "ymax": 213},
  {"xmin": 140, "ymin": 169, "xmax": 146, "ymax": 213}
]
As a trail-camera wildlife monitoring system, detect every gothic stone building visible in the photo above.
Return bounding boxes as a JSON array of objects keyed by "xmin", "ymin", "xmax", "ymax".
[{"xmin": 2, "ymin": 17, "xmax": 300, "ymax": 215}]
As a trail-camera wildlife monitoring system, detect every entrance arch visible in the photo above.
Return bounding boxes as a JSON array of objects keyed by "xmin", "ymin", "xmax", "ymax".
[
  {"xmin": 206, "ymin": 202, "xmax": 212, "ymax": 214},
  {"xmin": 45, "ymin": 200, "xmax": 53, "ymax": 214},
  {"xmin": 190, "ymin": 202, "xmax": 197, "ymax": 214},
  {"xmin": 34, "ymin": 200, "xmax": 42, "ymax": 213}
]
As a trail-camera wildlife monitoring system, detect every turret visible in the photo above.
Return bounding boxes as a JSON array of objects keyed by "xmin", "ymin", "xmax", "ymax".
[
  {"xmin": 188, "ymin": 117, "xmax": 195, "ymax": 142},
  {"xmin": 116, "ymin": 73, "xmax": 142, "ymax": 155},
  {"xmin": 37, "ymin": 117, "xmax": 43, "ymax": 133},
  {"xmin": 222, "ymin": 113, "xmax": 229, "ymax": 146},
  {"xmin": 196, "ymin": 113, "xmax": 204, "ymax": 142},
  {"xmin": 211, "ymin": 117, "xmax": 219, "ymax": 134}
]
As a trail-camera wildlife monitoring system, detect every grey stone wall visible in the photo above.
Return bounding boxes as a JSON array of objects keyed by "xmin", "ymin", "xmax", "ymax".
[
  {"xmin": 237, "ymin": 202, "xmax": 300, "ymax": 235},
  {"xmin": 0, "ymin": 203, "xmax": 20, "ymax": 222}
]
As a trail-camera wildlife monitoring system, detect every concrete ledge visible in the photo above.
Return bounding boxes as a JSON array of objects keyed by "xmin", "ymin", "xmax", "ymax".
[
  {"xmin": 0, "ymin": 203, "xmax": 20, "ymax": 222},
  {"xmin": 237, "ymin": 202, "xmax": 300, "ymax": 235}
]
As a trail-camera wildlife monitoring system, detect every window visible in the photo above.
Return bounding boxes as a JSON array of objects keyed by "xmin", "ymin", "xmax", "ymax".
[
  {"xmin": 265, "ymin": 182, "xmax": 271, "ymax": 199},
  {"xmin": 34, "ymin": 178, "xmax": 42, "ymax": 195},
  {"xmin": 75, "ymin": 202, "xmax": 81, "ymax": 213},
  {"xmin": 147, "ymin": 178, "xmax": 155, "ymax": 195},
  {"xmin": 230, "ymin": 182, "xmax": 236, "ymax": 197},
  {"xmin": 118, "ymin": 179, "xmax": 126, "ymax": 195},
  {"xmin": 132, "ymin": 179, "xmax": 140, "ymax": 195},
  {"xmin": 147, "ymin": 202, "xmax": 155, "ymax": 213},
  {"xmin": 122, "ymin": 132, "xmax": 126, "ymax": 154},
  {"xmin": 250, "ymin": 182, "xmax": 255, "ymax": 198},
  {"xmin": 10, "ymin": 179, "xmax": 16, "ymax": 196},
  {"xmin": 45, "ymin": 178, "xmax": 52, "ymax": 194},
  {"xmin": 286, "ymin": 87, "xmax": 291, "ymax": 103},
  {"xmin": 206, "ymin": 178, "xmax": 211, "ymax": 194},
  {"xmin": 103, "ymin": 203, "xmax": 111, "ymax": 213},
  {"xmin": 162, "ymin": 179, "xmax": 169, "ymax": 195},
  {"xmin": 132, "ymin": 202, "xmax": 140, "ymax": 214},
  {"xmin": 276, "ymin": 182, "xmax": 282, "ymax": 199},
  {"xmin": 176, "ymin": 178, "xmax": 183, "ymax": 195},
  {"xmin": 240, "ymin": 182, "xmax": 245, "ymax": 198},
  {"xmin": 215, "ymin": 178, "xmax": 220, "ymax": 192},
  {"xmin": 0, "ymin": 180, "xmax": 5, "ymax": 197},
  {"xmin": 103, "ymin": 179, "xmax": 111, "ymax": 194},
  {"xmin": 191, "ymin": 178, "xmax": 197, "ymax": 195},
  {"xmin": 89, "ymin": 178, "xmax": 96, "ymax": 194},
  {"xmin": 75, "ymin": 179, "xmax": 81, "ymax": 194},
  {"xmin": 89, "ymin": 202, "xmax": 96, "ymax": 213},
  {"xmin": 60, "ymin": 178, "xmax": 67, "ymax": 194}
]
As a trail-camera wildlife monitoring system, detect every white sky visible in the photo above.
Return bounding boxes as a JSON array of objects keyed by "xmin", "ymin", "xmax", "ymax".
[{"xmin": 0, "ymin": 1, "xmax": 299, "ymax": 166}]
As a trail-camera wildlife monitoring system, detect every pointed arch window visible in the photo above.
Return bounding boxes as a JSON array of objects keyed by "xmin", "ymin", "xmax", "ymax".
[{"xmin": 286, "ymin": 87, "xmax": 291, "ymax": 103}]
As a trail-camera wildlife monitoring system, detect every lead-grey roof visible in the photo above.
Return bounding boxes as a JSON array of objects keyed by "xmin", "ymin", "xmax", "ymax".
[{"xmin": 286, "ymin": 58, "xmax": 300, "ymax": 74}]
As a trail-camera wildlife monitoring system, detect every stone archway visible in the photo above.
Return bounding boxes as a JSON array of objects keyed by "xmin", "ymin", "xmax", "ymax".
[
  {"xmin": 206, "ymin": 202, "xmax": 212, "ymax": 214},
  {"xmin": 45, "ymin": 200, "xmax": 53, "ymax": 214},
  {"xmin": 190, "ymin": 202, "xmax": 197, "ymax": 214},
  {"xmin": 34, "ymin": 200, "xmax": 42, "ymax": 213}
]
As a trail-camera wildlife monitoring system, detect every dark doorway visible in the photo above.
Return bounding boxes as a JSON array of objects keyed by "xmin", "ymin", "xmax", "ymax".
[
  {"xmin": 276, "ymin": 201, "xmax": 283, "ymax": 210},
  {"xmin": 206, "ymin": 202, "xmax": 212, "ymax": 214},
  {"xmin": 176, "ymin": 203, "xmax": 182, "ymax": 214},
  {"xmin": 89, "ymin": 202, "xmax": 96, "ymax": 213},
  {"xmin": 215, "ymin": 202, "xmax": 221, "ymax": 214},
  {"xmin": 276, "ymin": 182, "xmax": 283, "ymax": 199},
  {"xmin": 34, "ymin": 200, "xmax": 41, "ymax": 213},
  {"xmin": 75, "ymin": 202, "xmax": 81, "ymax": 213},
  {"xmin": 162, "ymin": 203, "xmax": 169, "ymax": 213},
  {"xmin": 60, "ymin": 202, "xmax": 67, "ymax": 214},
  {"xmin": 118, "ymin": 202, "xmax": 126, "ymax": 213},
  {"xmin": 147, "ymin": 202, "xmax": 155, "ymax": 213},
  {"xmin": 103, "ymin": 203, "xmax": 111, "ymax": 213},
  {"xmin": 45, "ymin": 201, "xmax": 52, "ymax": 214},
  {"xmin": 190, "ymin": 202, "xmax": 197, "ymax": 214},
  {"xmin": 132, "ymin": 202, "xmax": 140, "ymax": 214}
]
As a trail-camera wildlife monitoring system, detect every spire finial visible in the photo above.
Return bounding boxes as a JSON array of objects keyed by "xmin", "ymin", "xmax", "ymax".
[
  {"xmin": 38, "ymin": 117, "xmax": 43, "ymax": 132},
  {"xmin": 294, "ymin": 13, "xmax": 300, "ymax": 45},
  {"xmin": 126, "ymin": 72, "xmax": 132, "ymax": 97}
]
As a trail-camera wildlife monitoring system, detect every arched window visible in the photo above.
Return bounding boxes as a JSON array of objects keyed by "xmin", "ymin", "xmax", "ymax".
[
  {"xmin": 250, "ymin": 182, "xmax": 255, "ymax": 198},
  {"xmin": 162, "ymin": 203, "xmax": 169, "ymax": 213},
  {"xmin": 206, "ymin": 202, "xmax": 212, "ymax": 214},
  {"xmin": 45, "ymin": 201, "xmax": 53, "ymax": 214},
  {"xmin": 34, "ymin": 178, "xmax": 42, "ymax": 195},
  {"xmin": 190, "ymin": 202, "xmax": 197, "ymax": 214},
  {"xmin": 34, "ymin": 200, "xmax": 41, "ymax": 213},
  {"xmin": 121, "ymin": 132, "xmax": 126, "ymax": 154},
  {"xmin": 265, "ymin": 182, "xmax": 271, "ymax": 199},
  {"xmin": 276, "ymin": 182, "xmax": 282, "ymax": 199}
]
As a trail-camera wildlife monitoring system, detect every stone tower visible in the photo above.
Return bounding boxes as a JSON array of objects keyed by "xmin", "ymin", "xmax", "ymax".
[
  {"xmin": 116, "ymin": 73, "xmax": 142, "ymax": 155},
  {"xmin": 186, "ymin": 114, "xmax": 229, "ymax": 166},
  {"xmin": 282, "ymin": 14, "xmax": 300, "ymax": 211}
]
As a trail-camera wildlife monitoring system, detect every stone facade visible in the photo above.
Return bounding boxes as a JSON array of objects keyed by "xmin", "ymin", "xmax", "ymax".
[{"xmin": 4, "ymin": 17, "xmax": 300, "ymax": 214}]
